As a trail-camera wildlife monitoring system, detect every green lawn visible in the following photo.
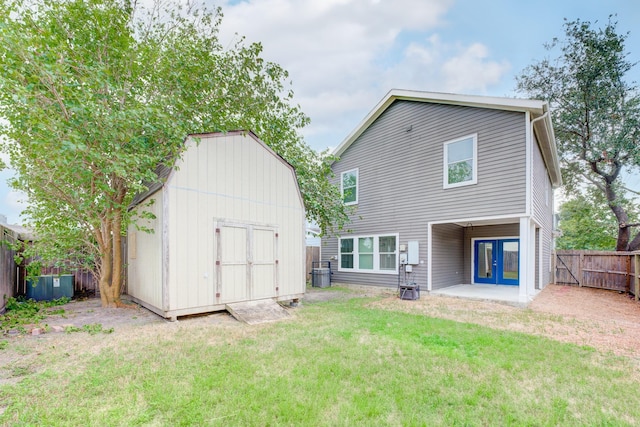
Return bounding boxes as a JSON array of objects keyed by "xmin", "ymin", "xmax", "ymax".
[{"xmin": 1, "ymin": 294, "xmax": 639, "ymax": 426}]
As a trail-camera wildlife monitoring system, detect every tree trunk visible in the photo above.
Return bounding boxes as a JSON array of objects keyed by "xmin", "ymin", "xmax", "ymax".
[
  {"xmin": 628, "ymin": 232, "xmax": 640, "ymax": 252},
  {"xmin": 605, "ymin": 180, "xmax": 632, "ymax": 251},
  {"xmin": 95, "ymin": 215, "xmax": 123, "ymax": 308}
]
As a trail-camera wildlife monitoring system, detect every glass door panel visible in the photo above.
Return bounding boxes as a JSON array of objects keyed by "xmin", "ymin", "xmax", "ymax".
[
  {"xmin": 474, "ymin": 240, "xmax": 496, "ymax": 284},
  {"xmin": 498, "ymin": 239, "xmax": 519, "ymax": 285}
]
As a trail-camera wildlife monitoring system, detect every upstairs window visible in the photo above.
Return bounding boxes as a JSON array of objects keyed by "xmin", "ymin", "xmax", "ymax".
[
  {"xmin": 444, "ymin": 134, "xmax": 477, "ymax": 188},
  {"xmin": 341, "ymin": 169, "xmax": 358, "ymax": 205}
]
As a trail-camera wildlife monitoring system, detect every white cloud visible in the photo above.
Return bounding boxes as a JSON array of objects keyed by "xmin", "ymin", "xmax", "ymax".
[
  {"xmin": 441, "ymin": 43, "xmax": 511, "ymax": 93},
  {"xmin": 5, "ymin": 189, "xmax": 26, "ymax": 211},
  {"xmin": 384, "ymin": 36, "xmax": 511, "ymax": 94},
  {"xmin": 0, "ymin": 185, "xmax": 27, "ymax": 224},
  {"xmin": 211, "ymin": 0, "xmax": 511, "ymax": 150}
]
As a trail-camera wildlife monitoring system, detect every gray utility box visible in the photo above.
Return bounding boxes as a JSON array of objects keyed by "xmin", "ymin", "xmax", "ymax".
[
  {"xmin": 26, "ymin": 275, "xmax": 74, "ymax": 301},
  {"xmin": 312, "ymin": 268, "xmax": 331, "ymax": 288},
  {"xmin": 399, "ymin": 283, "xmax": 420, "ymax": 300}
]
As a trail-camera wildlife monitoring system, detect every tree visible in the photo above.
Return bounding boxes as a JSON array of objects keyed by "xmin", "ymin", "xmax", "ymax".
[
  {"xmin": 0, "ymin": 0, "xmax": 349, "ymax": 307},
  {"xmin": 517, "ymin": 17, "xmax": 640, "ymax": 251},
  {"xmin": 556, "ymin": 190, "xmax": 640, "ymax": 250}
]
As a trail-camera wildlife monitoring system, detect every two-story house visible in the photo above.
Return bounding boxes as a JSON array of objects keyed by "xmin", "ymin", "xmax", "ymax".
[{"xmin": 321, "ymin": 89, "xmax": 561, "ymax": 303}]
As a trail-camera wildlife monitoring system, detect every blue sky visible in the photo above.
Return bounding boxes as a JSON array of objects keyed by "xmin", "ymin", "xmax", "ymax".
[{"xmin": 1, "ymin": 0, "xmax": 639, "ymax": 224}]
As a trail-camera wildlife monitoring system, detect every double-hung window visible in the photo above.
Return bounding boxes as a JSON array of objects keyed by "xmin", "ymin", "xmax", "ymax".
[
  {"xmin": 444, "ymin": 134, "xmax": 477, "ymax": 188},
  {"xmin": 341, "ymin": 169, "xmax": 358, "ymax": 205},
  {"xmin": 338, "ymin": 234, "xmax": 398, "ymax": 273}
]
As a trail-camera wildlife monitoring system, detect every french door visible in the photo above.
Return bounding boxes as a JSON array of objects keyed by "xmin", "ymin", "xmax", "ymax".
[{"xmin": 473, "ymin": 239, "xmax": 519, "ymax": 286}]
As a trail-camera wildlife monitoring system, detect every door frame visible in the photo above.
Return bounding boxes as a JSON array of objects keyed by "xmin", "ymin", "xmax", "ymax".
[
  {"xmin": 471, "ymin": 236, "xmax": 519, "ymax": 286},
  {"xmin": 214, "ymin": 220, "xmax": 279, "ymax": 304}
]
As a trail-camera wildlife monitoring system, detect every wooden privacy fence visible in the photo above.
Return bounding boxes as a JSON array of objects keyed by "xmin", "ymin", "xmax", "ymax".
[
  {"xmin": 555, "ymin": 250, "xmax": 640, "ymax": 299},
  {"xmin": 306, "ymin": 246, "xmax": 320, "ymax": 282}
]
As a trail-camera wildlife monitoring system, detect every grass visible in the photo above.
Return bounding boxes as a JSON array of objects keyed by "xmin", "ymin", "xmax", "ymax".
[{"xmin": 1, "ymin": 294, "xmax": 639, "ymax": 426}]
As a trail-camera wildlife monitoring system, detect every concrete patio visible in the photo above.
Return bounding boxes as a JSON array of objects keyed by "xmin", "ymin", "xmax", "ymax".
[{"xmin": 430, "ymin": 284, "xmax": 530, "ymax": 307}]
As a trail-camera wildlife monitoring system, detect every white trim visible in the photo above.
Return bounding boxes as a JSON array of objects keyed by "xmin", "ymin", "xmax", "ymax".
[
  {"xmin": 525, "ymin": 111, "xmax": 532, "ymax": 216},
  {"xmin": 519, "ymin": 217, "xmax": 536, "ymax": 302},
  {"xmin": 341, "ymin": 168, "xmax": 359, "ymax": 206},
  {"xmin": 162, "ymin": 184, "xmax": 170, "ymax": 311},
  {"xmin": 443, "ymin": 133, "xmax": 478, "ymax": 189},
  {"xmin": 427, "ymin": 223, "xmax": 433, "ymax": 291},
  {"xmin": 338, "ymin": 233, "xmax": 399, "ymax": 274},
  {"xmin": 470, "ymin": 236, "xmax": 519, "ymax": 285},
  {"xmin": 537, "ymin": 226, "xmax": 543, "ymax": 290}
]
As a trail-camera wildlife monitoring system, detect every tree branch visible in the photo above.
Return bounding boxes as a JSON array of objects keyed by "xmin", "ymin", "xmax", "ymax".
[{"xmin": 620, "ymin": 222, "xmax": 640, "ymax": 228}]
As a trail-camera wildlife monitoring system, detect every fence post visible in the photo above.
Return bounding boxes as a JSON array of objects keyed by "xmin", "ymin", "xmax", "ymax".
[
  {"xmin": 553, "ymin": 252, "xmax": 557, "ymax": 285},
  {"xmin": 635, "ymin": 254, "xmax": 639, "ymax": 301},
  {"xmin": 578, "ymin": 252, "xmax": 584, "ymax": 287},
  {"xmin": 626, "ymin": 255, "xmax": 631, "ymax": 293}
]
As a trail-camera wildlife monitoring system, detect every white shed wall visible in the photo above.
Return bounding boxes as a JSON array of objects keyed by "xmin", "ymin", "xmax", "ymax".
[
  {"xmin": 163, "ymin": 132, "xmax": 305, "ymax": 313},
  {"xmin": 127, "ymin": 194, "xmax": 164, "ymax": 309}
]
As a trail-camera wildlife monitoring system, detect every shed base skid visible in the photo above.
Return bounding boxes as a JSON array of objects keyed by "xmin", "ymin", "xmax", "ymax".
[{"xmin": 126, "ymin": 293, "xmax": 304, "ymax": 321}]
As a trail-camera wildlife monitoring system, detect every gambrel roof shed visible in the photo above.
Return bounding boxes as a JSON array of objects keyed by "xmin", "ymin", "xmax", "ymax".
[{"xmin": 127, "ymin": 131, "xmax": 306, "ymax": 320}]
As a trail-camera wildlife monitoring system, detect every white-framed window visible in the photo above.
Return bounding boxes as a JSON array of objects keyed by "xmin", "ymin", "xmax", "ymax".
[
  {"xmin": 341, "ymin": 168, "xmax": 358, "ymax": 205},
  {"xmin": 443, "ymin": 134, "xmax": 477, "ymax": 188},
  {"xmin": 338, "ymin": 234, "xmax": 398, "ymax": 274}
]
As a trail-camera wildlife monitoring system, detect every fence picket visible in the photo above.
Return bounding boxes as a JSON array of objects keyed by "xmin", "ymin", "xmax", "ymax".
[{"xmin": 555, "ymin": 250, "xmax": 640, "ymax": 295}]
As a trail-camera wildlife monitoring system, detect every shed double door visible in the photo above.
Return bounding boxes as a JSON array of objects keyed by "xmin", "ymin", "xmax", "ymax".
[{"xmin": 215, "ymin": 222, "xmax": 278, "ymax": 303}]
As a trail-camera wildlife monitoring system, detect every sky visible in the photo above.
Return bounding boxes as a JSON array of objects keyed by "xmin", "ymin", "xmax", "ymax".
[{"xmin": 1, "ymin": 0, "xmax": 640, "ymax": 224}]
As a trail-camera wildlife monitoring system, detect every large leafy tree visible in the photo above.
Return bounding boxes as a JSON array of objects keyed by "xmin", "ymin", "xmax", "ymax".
[
  {"xmin": 517, "ymin": 17, "xmax": 640, "ymax": 251},
  {"xmin": 0, "ymin": 0, "xmax": 348, "ymax": 307},
  {"xmin": 556, "ymin": 189, "xmax": 640, "ymax": 250}
]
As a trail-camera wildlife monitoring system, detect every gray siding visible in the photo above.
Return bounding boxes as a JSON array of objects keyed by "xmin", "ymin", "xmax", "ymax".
[
  {"xmin": 463, "ymin": 224, "xmax": 520, "ymax": 283},
  {"xmin": 431, "ymin": 224, "xmax": 465, "ymax": 290},
  {"xmin": 324, "ymin": 100, "xmax": 528, "ymax": 288},
  {"xmin": 337, "ymin": 101, "xmax": 528, "ymax": 224},
  {"xmin": 532, "ymin": 134, "xmax": 554, "ymax": 287}
]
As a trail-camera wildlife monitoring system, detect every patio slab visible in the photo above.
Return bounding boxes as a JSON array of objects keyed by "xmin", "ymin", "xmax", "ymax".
[{"xmin": 430, "ymin": 284, "xmax": 528, "ymax": 307}]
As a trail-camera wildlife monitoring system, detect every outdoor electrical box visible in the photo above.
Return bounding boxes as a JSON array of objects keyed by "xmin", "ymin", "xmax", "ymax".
[
  {"xmin": 399, "ymin": 253, "xmax": 408, "ymax": 264},
  {"xmin": 26, "ymin": 275, "xmax": 74, "ymax": 301},
  {"xmin": 407, "ymin": 241, "xmax": 419, "ymax": 265}
]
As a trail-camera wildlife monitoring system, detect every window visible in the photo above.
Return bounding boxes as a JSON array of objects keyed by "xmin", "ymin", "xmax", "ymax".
[
  {"xmin": 341, "ymin": 169, "xmax": 358, "ymax": 205},
  {"xmin": 379, "ymin": 236, "xmax": 397, "ymax": 270},
  {"xmin": 444, "ymin": 134, "xmax": 477, "ymax": 188},
  {"xmin": 338, "ymin": 234, "xmax": 398, "ymax": 273},
  {"xmin": 358, "ymin": 237, "xmax": 374, "ymax": 269},
  {"xmin": 340, "ymin": 238, "xmax": 354, "ymax": 269}
]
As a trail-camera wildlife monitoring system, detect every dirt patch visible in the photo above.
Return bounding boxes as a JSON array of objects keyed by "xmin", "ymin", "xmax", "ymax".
[
  {"xmin": 4, "ymin": 284, "xmax": 639, "ymax": 360},
  {"xmin": 25, "ymin": 297, "xmax": 167, "ymax": 332},
  {"xmin": 369, "ymin": 284, "xmax": 640, "ymax": 359}
]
